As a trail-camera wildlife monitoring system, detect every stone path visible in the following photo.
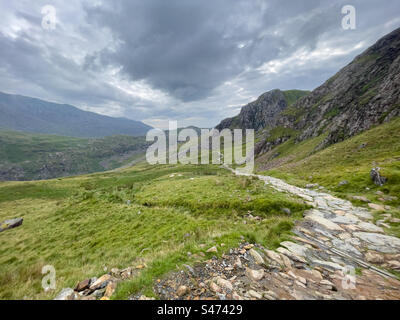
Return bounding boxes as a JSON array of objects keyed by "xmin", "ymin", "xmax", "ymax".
[
  {"xmin": 154, "ymin": 167, "xmax": 400, "ymax": 300},
  {"xmin": 56, "ymin": 166, "xmax": 400, "ymax": 300}
]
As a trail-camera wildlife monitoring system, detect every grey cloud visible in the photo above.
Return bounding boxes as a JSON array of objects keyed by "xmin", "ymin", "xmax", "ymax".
[{"xmin": 0, "ymin": 0, "xmax": 399, "ymax": 128}]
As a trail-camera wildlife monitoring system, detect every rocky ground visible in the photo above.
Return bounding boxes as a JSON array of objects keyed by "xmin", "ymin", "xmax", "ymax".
[
  {"xmin": 151, "ymin": 167, "xmax": 400, "ymax": 300},
  {"xmin": 55, "ymin": 167, "xmax": 400, "ymax": 300}
]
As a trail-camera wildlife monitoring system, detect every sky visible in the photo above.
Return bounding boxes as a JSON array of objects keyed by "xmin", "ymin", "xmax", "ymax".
[{"xmin": 0, "ymin": 1, "xmax": 399, "ymax": 129}]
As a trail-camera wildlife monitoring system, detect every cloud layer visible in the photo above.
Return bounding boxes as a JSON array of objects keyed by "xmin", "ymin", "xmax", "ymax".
[{"xmin": 0, "ymin": 0, "xmax": 399, "ymax": 128}]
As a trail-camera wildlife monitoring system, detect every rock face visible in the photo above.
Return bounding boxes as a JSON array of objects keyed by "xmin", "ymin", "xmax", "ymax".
[
  {"xmin": 0, "ymin": 218, "xmax": 23, "ymax": 232},
  {"xmin": 216, "ymin": 28, "xmax": 400, "ymax": 157},
  {"xmin": 216, "ymin": 89, "xmax": 297, "ymax": 132}
]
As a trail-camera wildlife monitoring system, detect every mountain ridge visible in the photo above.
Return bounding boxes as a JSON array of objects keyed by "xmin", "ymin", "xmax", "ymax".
[{"xmin": 0, "ymin": 91, "xmax": 152, "ymax": 138}]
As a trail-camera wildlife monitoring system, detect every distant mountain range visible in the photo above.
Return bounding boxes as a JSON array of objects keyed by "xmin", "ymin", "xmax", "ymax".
[{"xmin": 0, "ymin": 91, "xmax": 152, "ymax": 138}]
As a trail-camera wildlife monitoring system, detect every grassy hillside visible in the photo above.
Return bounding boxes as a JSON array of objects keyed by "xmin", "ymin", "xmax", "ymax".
[
  {"xmin": 0, "ymin": 163, "xmax": 308, "ymax": 300},
  {"xmin": 0, "ymin": 130, "xmax": 149, "ymax": 181},
  {"xmin": 282, "ymin": 90, "xmax": 310, "ymax": 106},
  {"xmin": 257, "ymin": 117, "xmax": 400, "ymax": 237}
]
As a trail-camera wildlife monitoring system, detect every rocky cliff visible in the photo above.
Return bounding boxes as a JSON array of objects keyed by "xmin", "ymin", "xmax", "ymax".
[
  {"xmin": 216, "ymin": 89, "xmax": 308, "ymax": 132},
  {"xmin": 216, "ymin": 27, "xmax": 400, "ymax": 156},
  {"xmin": 257, "ymin": 27, "xmax": 400, "ymax": 154}
]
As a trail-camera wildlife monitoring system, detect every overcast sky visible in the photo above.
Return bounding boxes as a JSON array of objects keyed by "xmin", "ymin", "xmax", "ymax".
[{"xmin": 0, "ymin": 1, "xmax": 399, "ymax": 128}]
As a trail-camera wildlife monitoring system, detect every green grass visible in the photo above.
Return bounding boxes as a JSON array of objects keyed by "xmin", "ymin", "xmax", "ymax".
[
  {"xmin": 282, "ymin": 90, "xmax": 310, "ymax": 107},
  {"xmin": 258, "ymin": 117, "xmax": 400, "ymax": 237},
  {"xmin": 0, "ymin": 162, "xmax": 307, "ymax": 300}
]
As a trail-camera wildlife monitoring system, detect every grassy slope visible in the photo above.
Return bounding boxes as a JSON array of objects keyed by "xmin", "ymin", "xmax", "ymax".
[
  {"xmin": 0, "ymin": 130, "xmax": 148, "ymax": 180},
  {"xmin": 0, "ymin": 163, "xmax": 308, "ymax": 299},
  {"xmin": 258, "ymin": 117, "xmax": 400, "ymax": 237}
]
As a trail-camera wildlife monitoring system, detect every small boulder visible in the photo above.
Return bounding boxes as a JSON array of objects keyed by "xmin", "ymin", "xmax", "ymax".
[
  {"xmin": 104, "ymin": 282, "xmax": 117, "ymax": 298},
  {"xmin": 89, "ymin": 274, "xmax": 112, "ymax": 290},
  {"xmin": 338, "ymin": 180, "xmax": 349, "ymax": 186},
  {"xmin": 176, "ymin": 285, "xmax": 189, "ymax": 297},
  {"xmin": 75, "ymin": 279, "xmax": 90, "ymax": 292},
  {"xmin": 365, "ymin": 251, "xmax": 384, "ymax": 264},
  {"xmin": 0, "ymin": 218, "xmax": 23, "ymax": 232},
  {"xmin": 281, "ymin": 208, "xmax": 291, "ymax": 215},
  {"xmin": 351, "ymin": 196, "xmax": 370, "ymax": 203},
  {"xmin": 245, "ymin": 268, "xmax": 264, "ymax": 281},
  {"xmin": 206, "ymin": 246, "xmax": 218, "ymax": 253},
  {"xmin": 54, "ymin": 288, "xmax": 76, "ymax": 300},
  {"xmin": 216, "ymin": 277, "xmax": 233, "ymax": 291},
  {"xmin": 370, "ymin": 167, "xmax": 387, "ymax": 186},
  {"xmin": 368, "ymin": 203, "xmax": 385, "ymax": 211},
  {"xmin": 249, "ymin": 248, "xmax": 265, "ymax": 265}
]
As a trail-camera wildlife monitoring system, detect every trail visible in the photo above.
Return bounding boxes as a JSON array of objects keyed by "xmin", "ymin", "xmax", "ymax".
[{"xmin": 156, "ymin": 165, "xmax": 400, "ymax": 300}]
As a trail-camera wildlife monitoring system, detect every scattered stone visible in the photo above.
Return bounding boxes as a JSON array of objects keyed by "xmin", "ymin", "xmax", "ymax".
[
  {"xmin": 75, "ymin": 279, "xmax": 90, "ymax": 292},
  {"xmin": 365, "ymin": 251, "xmax": 384, "ymax": 264},
  {"xmin": 386, "ymin": 261, "xmax": 400, "ymax": 270},
  {"xmin": 89, "ymin": 274, "xmax": 112, "ymax": 290},
  {"xmin": 209, "ymin": 282, "xmax": 221, "ymax": 293},
  {"xmin": 368, "ymin": 203, "xmax": 385, "ymax": 211},
  {"xmin": 176, "ymin": 285, "xmax": 189, "ymax": 297},
  {"xmin": 0, "ymin": 217, "xmax": 23, "ymax": 232},
  {"xmin": 282, "ymin": 208, "xmax": 291, "ymax": 215},
  {"xmin": 306, "ymin": 184, "xmax": 319, "ymax": 189},
  {"xmin": 216, "ymin": 277, "xmax": 233, "ymax": 291},
  {"xmin": 54, "ymin": 288, "xmax": 76, "ymax": 300},
  {"xmin": 104, "ymin": 282, "xmax": 116, "ymax": 298},
  {"xmin": 249, "ymin": 249, "xmax": 265, "ymax": 265},
  {"xmin": 351, "ymin": 196, "xmax": 370, "ymax": 203},
  {"xmin": 339, "ymin": 180, "xmax": 349, "ymax": 186},
  {"xmin": 248, "ymin": 290, "xmax": 262, "ymax": 299},
  {"xmin": 93, "ymin": 288, "xmax": 106, "ymax": 299},
  {"xmin": 206, "ymin": 246, "xmax": 218, "ymax": 253},
  {"xmin": 246, "ymin": 268, "xmax": 264, "ymax": 281}
]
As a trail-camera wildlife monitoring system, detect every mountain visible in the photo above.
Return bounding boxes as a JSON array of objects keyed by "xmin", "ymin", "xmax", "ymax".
[
  {"xmin": 216, "ymin": 89, "xmax": 309, "ymax": 132},
  {"xmin": 254, "ymin": 27, "xmax": 400, "ymax": 155},
  {"xmin": 0, "ymin": 91, "xmax": 152, "ymax": 138},
  {"xmin": 0, "ymin": 130, "xmax": 149, "ymax": 181}
]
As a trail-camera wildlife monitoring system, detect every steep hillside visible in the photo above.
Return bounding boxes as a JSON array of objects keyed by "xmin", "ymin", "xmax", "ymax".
[
  {"xmin": 0, "ymin": 130, "xmax": 149, "ymax": 181},
  {"xmin": 258, "ymin": 117, "xmax": 400, "ymax": 208},
  {"xmin": 216, "ymin": 89, "xmax": 309, "ymax": 132},
  {"xmin": 0, "ymin": 91, "xmax": 152, "ymax": 138},
  {"xmin": 256, "ymin": 27, "xmax": 400, "ymax": 154}
]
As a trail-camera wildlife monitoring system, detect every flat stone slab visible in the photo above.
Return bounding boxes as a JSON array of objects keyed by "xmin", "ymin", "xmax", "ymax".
[
  {"xmin": 0, "ymin": 218, "xmax": 23, "ymax": 232},
  {"xmin": 353, "ymin": 232, "xmax": 400, "ymax": 253}
]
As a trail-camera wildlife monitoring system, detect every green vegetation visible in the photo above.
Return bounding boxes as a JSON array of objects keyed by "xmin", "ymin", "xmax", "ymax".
[
  {"xmin": 0, "ymin": 162, "xmax": 307, "ymax": 299},
  {"xmin": 266, "ymin": 126, "xmax": 298, "ymax": 142},
  {"xmin": 0, "ymin": 130, "xmax": 148, "ymax": 180},
  {"xmin": 258, "ymin": 117, "xmax": 400, "ymax": 237},
  {"xmin": 283, "ymin": 90, "xmax": 310, "ymax": 106}
]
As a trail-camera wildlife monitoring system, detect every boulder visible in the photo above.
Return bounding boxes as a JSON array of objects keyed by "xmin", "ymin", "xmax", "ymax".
[
  {"xmin": 89, "ymin": 274, "xmax": 112, "ymax": 290},
  {"xmin": 0, "ymin": 218, "xmax": 23, "ymax": 232},
  {"xmin": 75, "ymin": 279, "xmax": 90, "ymax": 292},
  {"xmin": 54, "ymin": 288, "xmax": 76, "ymax": 300},
  {"xmin": 370, "ymin": 167, "xmax": 387, "ymax": 186}
]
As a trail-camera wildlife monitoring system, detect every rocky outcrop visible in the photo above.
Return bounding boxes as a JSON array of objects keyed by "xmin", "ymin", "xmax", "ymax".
[
  {"xmin": 216, "ymin": 28, "xmax": 400, "ymax": 157},
  {"xmin": 216, "ymin": 90, "xmax": 308, "ymax": 132},
  {"xmin": 259, "ymin": 27, "xmax": 400, "ymax": 154}
]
